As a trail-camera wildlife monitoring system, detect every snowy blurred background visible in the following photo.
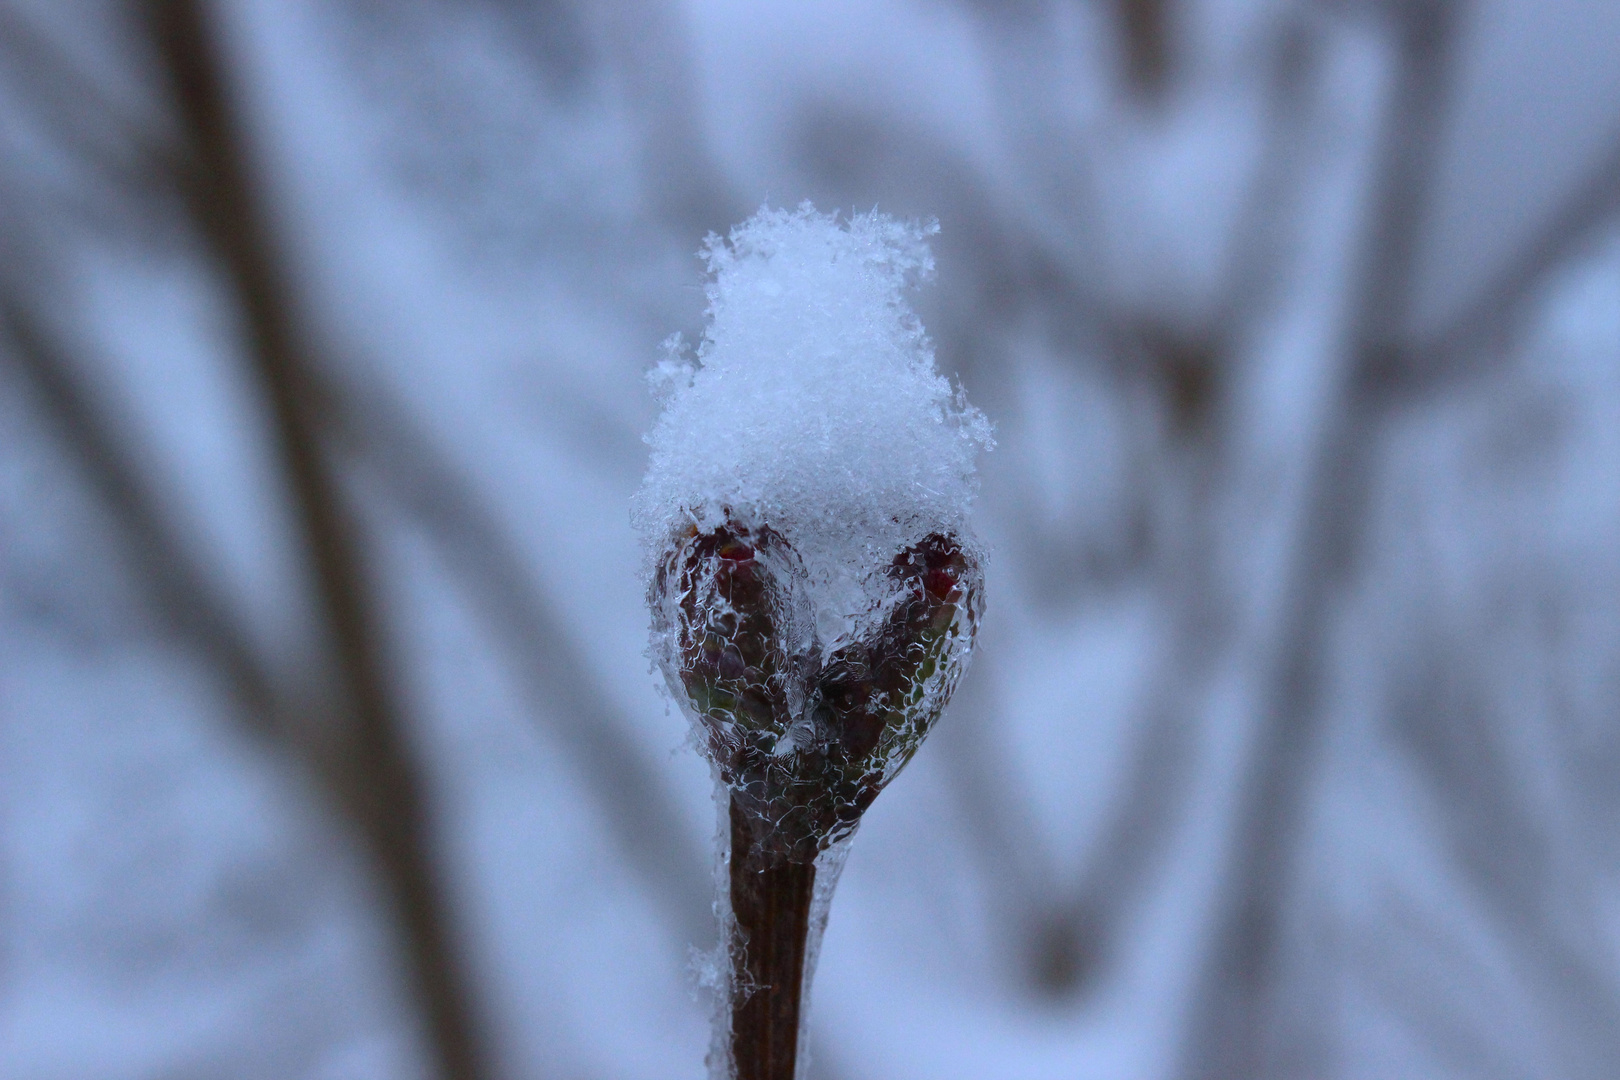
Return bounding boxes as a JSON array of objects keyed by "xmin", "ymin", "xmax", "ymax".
[{"xmin": 3, "ymin": 1, "xmax": 1620, "ymax": 1078}]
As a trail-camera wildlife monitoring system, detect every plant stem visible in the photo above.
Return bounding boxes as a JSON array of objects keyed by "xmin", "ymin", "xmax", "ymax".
[{"xmin": 729, "ymin": 792, "xmax": 817, "ymax": 1080}]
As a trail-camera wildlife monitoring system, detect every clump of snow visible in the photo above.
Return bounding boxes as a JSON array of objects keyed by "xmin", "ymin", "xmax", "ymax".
[{"xmin": 634, "ymin": 203, "xmax": 992, "ymax": 649}]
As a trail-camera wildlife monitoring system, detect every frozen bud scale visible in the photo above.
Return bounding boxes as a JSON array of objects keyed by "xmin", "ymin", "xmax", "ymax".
[{"xmin": 656, "ymin": 519, "xmax": 982, "ymax": 868}]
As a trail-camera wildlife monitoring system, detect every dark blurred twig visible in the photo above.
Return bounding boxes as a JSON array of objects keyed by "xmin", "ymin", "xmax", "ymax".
[
  {"xmin": 325, "ymin": 374, "xmax": 716, "ymax": 949},
  {"xmin": 144, "ymin": 2, "xmax": 494, "ymax": 1078},
  {"xmin": 1115, "ymin": 0, "xmax": 1172, "ymax": 98},
  {"xmin": 1036, "ymin": 9, "xmax": 1330, "ymax": 997},
  {"xmin": 1365, "ymin": 888, "xmax": 1528, "ymax": 1080},
  {"xmin": 917, "ymin": 3, "xmax": 1333, "ymax": 1003},
  {"xmin": 1388, "ymin": 613, "xmax": 1620, "ymax": 1076},
  {"xmin": 1178, "ymin": 4, "xmax": 1463, "ymax": 1076},
  {"xmin": 0, "ymin": 3, "xmax": 186, "ymax": 235},
  {"xmin": 596, "ymin": 0, "xmax": 746, "ymax": 237},
  {"xmin": 0, "ymin": 287, "xmax": 292, "ymax": 745},
  {"xmin": 1408, "ymin": 131, "xmax": 1620, "ymax": 396}
]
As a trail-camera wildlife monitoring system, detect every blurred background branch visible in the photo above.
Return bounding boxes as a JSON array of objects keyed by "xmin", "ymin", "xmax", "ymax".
[{"xmin": 150, "ymin": 2, "xmax": 491, "ymax": 1076}]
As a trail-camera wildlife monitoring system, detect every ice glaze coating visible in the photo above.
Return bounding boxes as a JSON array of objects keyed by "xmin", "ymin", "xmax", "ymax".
[{"xmin": 653, "ymin": 518, "xmax": 982, "ymax": 867}]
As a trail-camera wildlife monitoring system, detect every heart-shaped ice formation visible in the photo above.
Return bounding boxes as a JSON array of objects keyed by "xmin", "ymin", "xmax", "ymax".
[{"xmin": 652, "ymin": 519, "xmax": 983, "ymax": 868}]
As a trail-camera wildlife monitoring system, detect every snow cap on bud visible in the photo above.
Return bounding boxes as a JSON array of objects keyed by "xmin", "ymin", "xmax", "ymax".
[
  {"xmin": 636, "ymin": 204, "xmax": 990, "ymax": 863},
  {"xmin": 635, "ymin": 203, "xmax": 991, "ymax": 637}
]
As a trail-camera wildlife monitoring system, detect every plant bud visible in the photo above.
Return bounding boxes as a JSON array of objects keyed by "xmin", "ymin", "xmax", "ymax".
[{"xmin": 653, "ymin": 517, "xmax": 982, "ymax": 867}]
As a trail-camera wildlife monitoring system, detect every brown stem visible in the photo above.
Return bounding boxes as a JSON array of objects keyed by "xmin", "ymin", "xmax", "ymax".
[{"xmin": 729, "ymin": 792, "xmax": 816, "ymax": 1080}]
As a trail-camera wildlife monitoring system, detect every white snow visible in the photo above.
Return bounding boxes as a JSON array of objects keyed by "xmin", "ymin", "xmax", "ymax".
[{"xmin": 633, "ymin": 203, "xmax": 992, "ymax": 649}]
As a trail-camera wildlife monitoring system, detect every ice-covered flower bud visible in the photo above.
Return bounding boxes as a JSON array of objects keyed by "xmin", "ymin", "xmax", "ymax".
[
  {"xmin": 636, "ymin": 204, "xmax": 991, "ymax": 860},
  {"xmin": 634, "ymin": 204, "xmax": 990, "ymax": 1080},
  {"xmin": 655, "ymin": 517, "xmax": 981, "ymax": 867}
]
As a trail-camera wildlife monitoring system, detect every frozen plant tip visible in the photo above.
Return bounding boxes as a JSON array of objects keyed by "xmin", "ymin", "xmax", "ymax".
[{"xmin": 636, "ymin": 205, "xmax": 990, "ymax": 1080}]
